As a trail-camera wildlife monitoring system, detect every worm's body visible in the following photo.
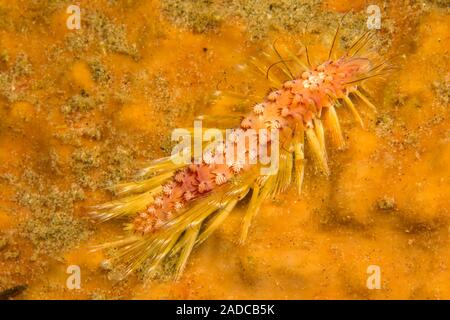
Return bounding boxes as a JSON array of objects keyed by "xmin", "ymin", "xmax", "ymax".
[{"xmin": 91, "ymin": 32, "xmax": 390, "ymax": 279}]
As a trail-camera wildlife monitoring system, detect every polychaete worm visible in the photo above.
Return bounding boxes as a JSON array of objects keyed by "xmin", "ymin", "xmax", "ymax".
[{"xmin": 90, "ymin": 21, "xmax": 394, "ymax": 280}]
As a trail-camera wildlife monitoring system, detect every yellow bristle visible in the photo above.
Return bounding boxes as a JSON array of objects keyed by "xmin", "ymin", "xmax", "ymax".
[
  {"xmin": 354, "ymin": 89, "xmax": 377, "ymax": 113},
  {"xmin": 313, "ymin": 118, "xmax": 326, "ymax": 153},
  {"xmin": 174, "ymin": 224, "xmax": 201, "ymax": 280},
  {"xmin": 306, "ymin": 127, "xmax": 329, "ymax": 175},
  {"xmin": 249, "ymin": 56, "xmax": 282, "ymax": 86},
  {"xmin": 239, "ymin": 184, "xmax": 261, "ymax": 245},
  {"xmin": 196, "ymin": 199, "xmax": 239, "ymax": 246},
  {"xmin": 284, "ymin": 46, "xmax": 309, "ymax": 71},
  {"xmin": 90, "ymin": 188, "xmax": 161, "ymax": 222},
  {"xmin": 343, "ymin": 95, "xmax": 365, "ymax": 128},
  {"xmin": 114, "ymin": 171, "xmax": 173, "ymax": 196},
  {"xmin": 324, "ymin": 105, "xmax": 345, "ymax": 149},
  {"xmin": 293, "ymin": 123, "xmax": 306, "ymax": 195}
]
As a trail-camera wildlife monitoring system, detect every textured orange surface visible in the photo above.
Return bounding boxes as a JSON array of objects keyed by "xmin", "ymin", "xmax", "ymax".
[{"xmin": 0, "ymin": 1, "xmax": 448, "ymax": 299}]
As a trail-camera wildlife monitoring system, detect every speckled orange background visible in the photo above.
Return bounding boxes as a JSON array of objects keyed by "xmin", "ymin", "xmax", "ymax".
[{"xmin": 0, "ymin": 0, "xmax": 448, "ymax": 299}]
